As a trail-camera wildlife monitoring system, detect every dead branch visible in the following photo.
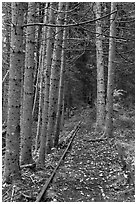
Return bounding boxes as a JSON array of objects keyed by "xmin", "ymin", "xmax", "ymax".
[{"xmin": 23, "ymin": 10, "xmax": 117, "ymax": 28}]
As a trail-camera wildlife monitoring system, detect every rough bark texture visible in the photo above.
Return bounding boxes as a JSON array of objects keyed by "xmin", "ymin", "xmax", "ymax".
[
  {"xmin": 54, "ymin": 2, "xmax": 69, "ymax": 147},
  {"xmin": 2, "ymin": 3, "xmax": 11, "ymax": 124},
  {"xmin": 95, "ymin": 2, "xmax": 105, "ymax": 130},
  {"xmin": 46, "ymin": 2, "xmax": 65, "ymax": 154},
  {"xmin": 21, "ymin": 2, "xmax": 36, "ymax": 165},
  {"xmin": 105, "ymin": 2, "xmax": 116, "ymax": 137},
  {"xmin": 34, "ymin": 3, "xmax": 48, "ymax": 153},
  {"xmin": 4, "ymin": 2, "xmax": 24, "ymax": 183},
  {"xmin": 32, "ymin": 27, "xmax": 42, "ymax": 118},
  {"xmin": 34, "ymin": 46, "xmax": 44, "ymax": 151},
  {"xmin": 32, "ymin": 5, "xmax": 43, "ymax": 117},
  {"xmin": 60, "ymin": 89, "xmax": 65, "ymax": 131},
  {"xmin": 37, "ymin": 3, "xmax": 55, "ymax": 165}
]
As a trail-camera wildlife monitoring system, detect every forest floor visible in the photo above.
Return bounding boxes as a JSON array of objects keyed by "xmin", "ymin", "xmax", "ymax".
[{"xmin": 2, "ymin": 106, "xmax": 135, "ymax": 202}]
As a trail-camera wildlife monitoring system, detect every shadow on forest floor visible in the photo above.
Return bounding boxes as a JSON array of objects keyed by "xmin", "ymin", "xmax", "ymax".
[{"xmin": 2, "ymin": 107, "xmax": 135, "ymax": 202}]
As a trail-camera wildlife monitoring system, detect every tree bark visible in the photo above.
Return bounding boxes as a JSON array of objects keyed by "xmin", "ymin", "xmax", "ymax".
[
  {"xmin": 2, "ymin": 3, "xmax": 11, "ymax": 124},
  {"xmin": 37, "ymin": 3, "xmax": 55, "ymax": 165},
  {"xmin": 105, "ymin": 2, "xmax": 117, "ymax": 137},
  {"xmin": 54, "ymin": 2, "xmax": 69, "ymax": 147},
  {"xmin": 34, "ymin": 46, "xmax": 44, "ymax": 151},
  {"xmin": 46, "ymin": 2, "xmax": 65, "ymax": 153},
  {"xmin": 60, "ymin": 88, "xmax": 65, "ymax": 131},
  {"xmin": 32, "ymin": 4, "xmax": 43, "ymax": 118},
  {"xmin": 4, "ymin": 2, "xmax": 24, "ymax": 183},
  {"xmin": 34, "ymin": 3, "xmax": 49, "ymax": 153},
  {"xmin": 21, "ymin": 2, "xmax": 36, "ymax": 165},
  {"xmin": 95, "ymin": 2, "xmax": 105, "ymax": 130}
]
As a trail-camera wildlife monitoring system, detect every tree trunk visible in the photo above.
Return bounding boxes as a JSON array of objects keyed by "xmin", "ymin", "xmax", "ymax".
[
  {"xmin": 46, "ymin": 2, "xmax": 65, "ymax": 154},
  {"xmin": 21, "ymin": 2, "xmax": 36, "ymax": 165},
  {"xmin": 34, "ymin": 3, "xmax": 49, "ymax": 152},
  {"xmin": 54, "ymin": 2, "xmax": 69, "ymax": 147},
  {"xmin": 34, "ymin": 46, "xmax": 44, "ymax": 151},
  {"xmin": 105, "ymin": 2, "xmax": 117, "ymax": 137},
  {"xmin": 2, "ymin": 3, "xmax": 11, "ymax": 124},
  {"xmin": 37, "ymin": 3, "xmax": 55, "ymax": 165},
  {"xmin": 95, "ymin": 2, "xmax": 105, "ymax": 131},
  {"xmin": 4, "ymin": 2, "xmax": 24, "ymax": 183},
  {"xmin": 60, "ymin": 89, "xmax": 65, "ymax": 131},
  {"xmin": 32, "ymin": 4, "xmax": 43, "ymax": 118}
]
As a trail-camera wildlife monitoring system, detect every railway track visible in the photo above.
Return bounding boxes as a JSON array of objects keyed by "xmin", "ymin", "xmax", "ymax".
[{"xmin": 36, "ymin": 120, "xmax": 82, "ymax": 202}]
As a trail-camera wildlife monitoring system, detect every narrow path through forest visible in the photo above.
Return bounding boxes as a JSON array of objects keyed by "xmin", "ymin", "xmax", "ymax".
[
  {"xmin": 2, "ymin": 108, "xmax": 135, "ymax": 202},
  {"xmin": 40, "ymin": 108, "xmax": 135, "ymax": 202},
  {"xmin": 51, "ymin": 119, "xmax": 134, "ymax": 201}
]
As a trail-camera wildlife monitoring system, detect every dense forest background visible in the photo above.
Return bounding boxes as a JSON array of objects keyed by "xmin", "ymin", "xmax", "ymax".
[{"xmin": 2, "ymin": 2, "xmax": 135, "ymax": 202}]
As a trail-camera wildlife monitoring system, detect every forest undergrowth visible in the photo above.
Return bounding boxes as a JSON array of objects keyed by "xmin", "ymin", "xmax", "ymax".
[{"xmin": 2, "ymin": 107, "xmax": 135, "ymax": 202}]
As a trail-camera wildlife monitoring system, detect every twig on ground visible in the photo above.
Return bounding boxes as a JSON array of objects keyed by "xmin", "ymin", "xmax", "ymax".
[{"xmin": 10, "ymin": 185, "xmax": 15, "ymax": 202}]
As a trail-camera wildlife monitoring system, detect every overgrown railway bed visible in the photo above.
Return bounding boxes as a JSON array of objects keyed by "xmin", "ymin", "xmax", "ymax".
[
  {"xmin": 2, "ymin": 109, "xmax": 135, "ymax": 202},
  {"xmin": 52, "ymin": 131, "xmax": 134, "ymax": 202}
]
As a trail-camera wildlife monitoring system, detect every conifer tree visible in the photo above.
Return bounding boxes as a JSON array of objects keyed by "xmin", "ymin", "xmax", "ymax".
[
  {"xmin": 21, "ymin": 2, "xmax": 36, "ymax": 165},
  {"xmin": 105, "ymin": 2, "xmax": 117, "ymax": 137},
  {"xmin": 46, "ymin": 2, "xmax": 65, "ymax": 153},
  {"xmin": 37, "ymin": 3, "xmax": 55, "ymax": 166},
  {"xmin": 4, "ymin": 2, "xmax": 24, "ymax": 183},
  {"xmin": 95, "ymin": 2, "xmax": 105, "ymax": 130}
]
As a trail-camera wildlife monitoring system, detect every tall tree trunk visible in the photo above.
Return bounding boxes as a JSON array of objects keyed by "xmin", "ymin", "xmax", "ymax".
[
  {"xmin": 105, "ymin": 2, "xmax": 117, "ymax": 137},
  {"xmin": 4, "ymin": 2, "xmax": 24, "ymax": 183},
  {"xmin": 54, "ymin": 2, "xmax": 69, "ymax": 147},
  {"xmin": 35, "ymin": 3, "xmax": 49, "ymax": 152},
  {"xmin": 32, "ymin": 4, "xmax": 43, "ymax": 118},
  {"xmin": 20, "ymin": 5, "xmax": 27, "ymax": 132},
  {"xmin": 46, "ymin": 2, "xmax": 65, "ymax": 153},
  {"xmin": 37, "ymin": 3, "xmax": 55, "ymax": 166},
  {"xmin": 60, "ymin": 88, "xmax": 65, "ymax": 131},
  {"xmin": 95, "ymin": 2, "xmax": 105, "ymax": 131},
  {"xmin": 34, "ymin": 46, "xmax": 44, "ymax": 151},
  {"xmin": 21, "ymin": 2, "xmax": 36, "ymax": 165},
  {"xmin": 32, "ymin": 62, "xmax": 40, "ymax": 118},
  {"xmin": 2, "ymin": 3, "xmax": 11, "ymax": 124}
]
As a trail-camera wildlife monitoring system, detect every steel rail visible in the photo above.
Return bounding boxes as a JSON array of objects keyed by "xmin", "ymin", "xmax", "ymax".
[{"xmin": 35, "ymin": 120, "xmax": 82, "ymax": 202}]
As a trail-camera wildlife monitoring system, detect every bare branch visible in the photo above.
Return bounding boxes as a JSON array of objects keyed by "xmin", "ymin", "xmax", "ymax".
[
  {"xmin": 50, "ymin": 3, "xmax": 80, "ymax": 13},
  {"xmin": 2, "ymin": 70, "xmax": 9, "ymax": 84},
  {"xmin": 23, "ymin": 10, "xmax": 117, "ymax": 28},
  {"xmin": 116, "ymin": 49, "xmax": 134, "ymax": 64}
]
